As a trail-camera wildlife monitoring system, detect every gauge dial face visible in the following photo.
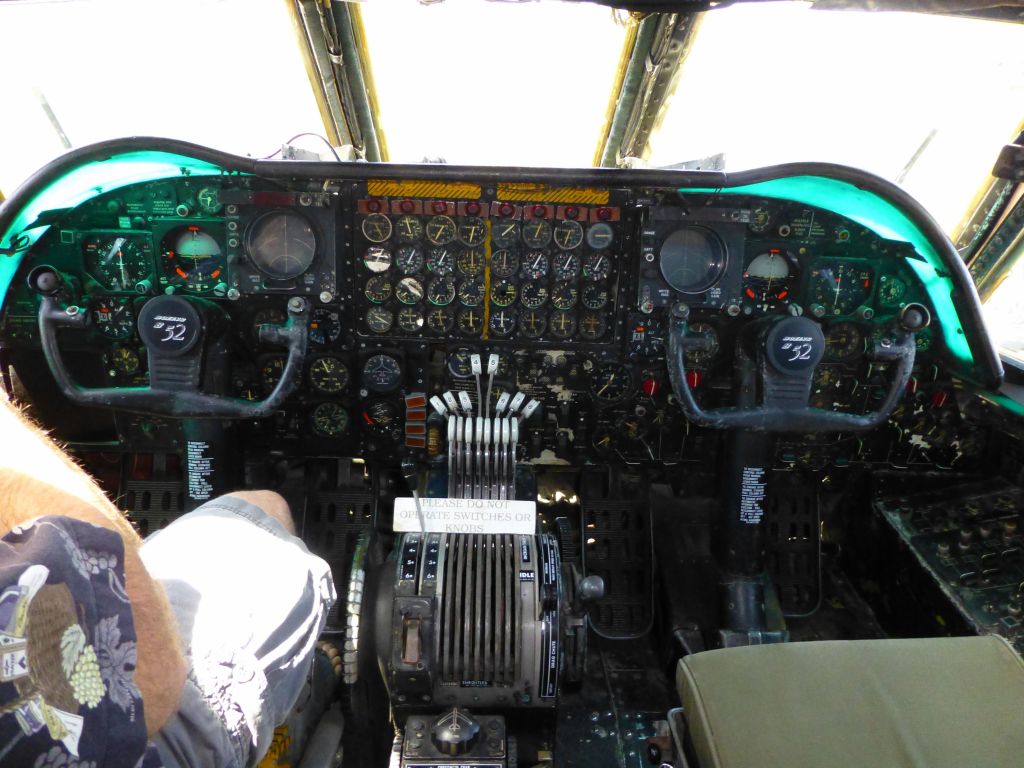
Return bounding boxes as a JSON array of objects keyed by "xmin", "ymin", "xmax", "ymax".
[
  {"xmin": 659, "ymin": 226, "xmax": 727, "ymax": 295},
  {"xmin": 553, "ymin": 220, "xmax": 584, "ymax": 250},
  {"xmin": 548, "ymin": 311, "xmax": 577, "ymax": 339},
  {"xmin": 363, "ymin": 246, "xmax": 392, "ymax": 273},
  {"xmin": 552, "ymin": 252, "xmax": 580, "ymax": 281},
  {"xmin": 457, "ymin": 307, "xmax": 483, "ymax": 336},
  {"xmin": 363, "ymin": 354, "xmax": 402, "ymax": 392},
  {"xmin": 395, "ymin": 245, "xmax": 425, "ymax": 274},
  {"xmin": 311, "ymin": 402, "xmax": 349, "ymax": 437},
  {"xmin": 197, "ymin": 186, "xmax": 222, "ymax": 215},
  {"xmin": 361, "ymin": 213, "xmax": 392, "ymax": 243},
  {"xmin": 246, "ymin": 211, "xmax": 317, "ymax": 280},
  {"xmin": 809, "ymin": 261, "xmax": 873, "ymax": 316},
  {"xmin": 522, "ymin": 219, "xmax": 552, "ymax": 248},
  {"xmin": 365, "ymin": 306, "xmax": 394, "ymax": 334},
  {"xmin": 458, "ymin": 278, "xmax": 484, "ymax": 307},
  {"xmin": 426, "ymin": 247, "xmax": 456, "ymax": 276},
  {"xmin": 458, "ymin": 217, "xmax": 487, "ymax": 247},
  {"xmin": 308, "ymin": 307, "xmax": 341, "ymax": 345},
  {"xmin": 448, "ymin": 350, "xmax": 474, "ymax": 377},
  {"xmin": 685, "ymin": 322, "xmax": 719, "ymax": 367},
  {"xmin": 395, "ymin": 215, "xmax": 423, "ymax": 243},
  {"xmin": 490, "ymin": 249, "xmax": 519, "ymax": 278},
  {"xmin": 492, "ymin": 221, "xmax": 520, "ymax": 248},
  {"xmin": 309, "ymin": 356, "xmax": 349, "ymax": 393},
  {"xmin": 824, "ymin": 322, "xmax": 864, "ymax": 362},
  {"xmin": 878, "ymin": 275, "xmax": 907, "ymax": 307},
  {"xmin": 457, "ymin": 248, "xmax": 485, "ymax": 276},
  {"xmin": 426, "ymin": 307, "xmax": 454, "ymax": 334},
  {"xmin": 110, "ymin": 347, "xmax": 140, "ymax": 375},
  {"xmin": 397, "ymin": 307, "xmax": 423, "ymax": 333},
  {"xmin": 491, "ymin": 279, "xmax": 518, "ymax": 308},
  {"xmin": 427, "ymin": 276, "xmax": 456, "ymax": 306},
  {"xmin": 748, "ymin": 203, "xmax": 773, "ymax": 234},
  {"xmin": 520, "ymin": 251, "xmax": 549, "ymax": 281},
  {"xmin": 91, "ymin": 297, "xmax": 135, "ymax": 340},
  {"xmin": 743, "ymin": 249, "xmax": 794, "ymax": 309},
  {"xmin": 161, "ymin": 226, "xmax": 225, "ymax": 292},
  {"xmin": 425, "ymin": 215, "xmax": 457, "ymax": 245},
  {"xmin": 586, "ymin": 222, "xmax": 614, "ymax": 250},
  {"xmin": 915, "ymin": 327, "xmax": 933, "ymax": 352},
  {"xmin": 363, "ymin": 400, "xmax": 399, "ymax": 432},
  {"xmin": 364, "ymin": 275, "xmax": 393, "ymax": 304},
  {"xmin": 578, "ymin": 311, "xmax": 606, "ymax": 341},
  {"xmin": 84, "ymin": 235, "xmax": 151, "ymax": 291},
  {"xmin": 582, "ymin": 252, "xmax": 612, "ymax": 281},
  {"xmin": 590, "ymin": 363, "xmax": 633, "ymax": 402},
  {"xmin": 581, "ymin": 284, "xmax": 609, "ymax": 310},
  {"xmin": 520, "ymin": 282, "xmax": 549, "ymax": 309},
  {"xmin": 251, "ymin": 307, "xmax": 287, "ymax": 344},
  {"xmin": 260, "ymin": 356, "xmax": 286, "ymax": 391},
  {"xmin": 551, "ymin": 282, "xmax": 578, "ymax": 311},
  {"xmin": 519, "ymin": 310, "xmax": 546, "ymax": 339},
  {"xmin": 489, "ymin": 309, "xmax": 517, "ymax": 337},
  {"xmin": 395, "ymin": 277, "xmax": 425, "ymax": 305}
]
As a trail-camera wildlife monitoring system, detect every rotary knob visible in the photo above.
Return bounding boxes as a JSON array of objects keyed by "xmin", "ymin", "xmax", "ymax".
[{"xmin": 430, "ymin": 708, "xmax": 480, "ymax": 757}]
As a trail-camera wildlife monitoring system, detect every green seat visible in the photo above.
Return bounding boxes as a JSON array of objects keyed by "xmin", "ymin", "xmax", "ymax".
[{"xmin": 676, "ymin": 636, "xmax": 1024, "ymax": 768}]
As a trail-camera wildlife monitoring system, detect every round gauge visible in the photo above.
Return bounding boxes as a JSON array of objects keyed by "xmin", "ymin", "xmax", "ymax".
[
  {"xmin": 447, "ymin": 350, "xmax": 474, "ymax": 377},
  {"xmin": 491, "ymin": 279, "xmax": 518, "ymax": 308},
  {"xmin": 809, "ymin": 261, "xmax": 873, "ymax": 316},
  {"xmin": 553, "ymin": 252, "xmax": 580, "ymax": 281},
  {"xmin": 395, "ymin": 245, "xmax": 425, "ymax": 274},
  {"xmin": 426, "ymin": 247, "xmax": 456, "ymax": 276},
  {"xmin": 196, "ymin": 186, "xmax": 222, "ymax": 215},
  {"xmin": 659, "ymin": 226, "xmax": 727, "ymax": 295},
  {"xmin": 161, "ymin": 226, "xmax": 225, "ymax": 292},
  {"xmin": 311, "ymin": 402, "xmax": 349, "ymax": 437},
  {"xmin": 361, "ymin": 213, "xmax": 392, "ymax": 243},
  {"xmin": 578, "ymin": 312, "xmax": 606, "ymax": 341},
  {"xmin": 916, "ymin": 327, "xmax": 933, "ymax": 352},
  {"xmin": 520, "ymin": 282, "xmax": 549, "ymax": 309},
  {"xmin": 590, "ymin": 363, "xmax": 634, "ymax": 403},
  {"xmin": 457, "ymin": 248, "xmax": 485, "ymax": 276},
  {"xmin": 456, "ymin": 307, "xmax": 484, "ymax": 336},
  {"xmin": 84, "ymin": 235, "xmax": 151, "ymax": 291},
  {"xmin": 490, "ymin": 249, "xmax": 520, "ymax": 278},
  {"xmin": 520, "ymin": 251, "xmax": 549, "ymax": 281},
  {"xmin": 91, "ymin": 297, "xmax": 135, "ymax": 340},
  {"xmin": 551, "ymin": 282, "xmax": 578, "ymax": 311},
  {"xmin": 363, "ymin": 354, "xmax": 402, "ymax": 392},
  {"xmin": 309, "ymin": 356, "xmax": 349, "ymax": 393},
  {"xmin": 395, "ymin": 276, "xmax": 425, "ymax": 305},
  {"xmin": 519, "ymin": 310, "xmax": 547, "ymax": 339},
  {"xmin": 834, "ymin": 226, "xmax": 851, "ymax": 244},
  {"xmin": 110, "ymin": 347, "xmax": 140, "ymax": 375},
  {"xmin": 260, "ymin": 356, "xmax": 286, "ymax": 391},
  {"xmin": 489, "ymin": 309, "xmax": 517, "ymax": 338},
  {"xmin": 522, "ymin": 219, "xmax": 552, "ymax": 248},
  {"xmin": 685, "ymin": 322, "xmax": 720, "ymax": 367},
  {"xmin": 363, "ymin": 246, "xmax": 392, "ymax": 274},
  {"xmin": 586, "ymin": 222, "xmax": 614, "ymax": 250},
  {"xmin": 879, "ymin": 275, "xmax": 907, "ymax": 307},
  {"xmin": 426, "ymin": 215, "xmax": 457, "ymax": 245},
  {"xmin": 458, "ymin": 217, "xmax": 487, "ymax": 247},
  {"xmin": 824, "ymin": 322, "xmax": 864, "ymax": 362},
  {"xmin": 363, "ymin": 400, "xmax": 399, "ymax": 433},
  {"xmin": 743, "ymin": 249, "xmax": 794, "ymax": 309},
  {"xmin": 235, "ymin": 380, "xmax": 260, "ymax": 401},
  {"xmin": 252, "ymin": 307, "xmax": 287, "ymax": 343},
  {"xmin": 397, "ymin": 307, "xmax": 423, "ymax": 333},
  {"xmin": 365, "ymin": 306, "xmax": 394, "ymax": 334},
  {"xmin": 364, "ymin": 275, "xmax": 393, "ymax": 304},
  {"xmin": 427, "ymin": 276, "xmax": 457, "ymax": 306},
  {"xmin": 427, "ymin": 307, "xmax": 455, "ymax": 334},
  {"xmin": 308, "ymin": 307, "xmax": 341, "ymax": 345},
  {"xmin": 245, "ymin": 210, "xmax": 317, "ymax": 280},
  {"xmin": 553, "ymin": 220, "xmax": 584, "ymax": 250},
  {"xmin": 458, "ymin": 278, "xmax": 484, "ymax": 307},
  {"xmin": 548, "ymin": 311, "xmax": 577, "ymax": 340},
  {"xmin": 748, "ymin": 203, "xmax": 773, "ymax": 234},
  {"xmin": 395, "ymin": 215, "xmax": 424, "ymax": 243},
  {"xmin": 582, "ymin": 252, "xmax": 612, "ymax": 281},
  {"xmin": 582, "ymin": 284, "xmax": 609, "ymax": 310},
  {"xmin": 492, "ymin": 221, "xmax": 520, "ymax": 248},
  {"xmin": 616, "ymin": 413, "xmax": 652, "ymax": 443}
]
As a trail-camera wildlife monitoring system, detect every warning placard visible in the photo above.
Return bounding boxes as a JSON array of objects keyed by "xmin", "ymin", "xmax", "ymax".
[{"xmin": 393, "ymin": 497, "xmax": 537, "ymax": 534}]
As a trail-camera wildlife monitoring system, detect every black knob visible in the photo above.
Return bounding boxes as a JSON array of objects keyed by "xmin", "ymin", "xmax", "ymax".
[
  {"xmin": 430, "ymin": 708, "xmax": 480, "ymax": 757},
  {"xmin": 899, "ymin": 303, "xmax": 931, "ymax": 332},
  {"xmin": 27, "ymin": 265, "xmax": 64, "ymax": 296}
]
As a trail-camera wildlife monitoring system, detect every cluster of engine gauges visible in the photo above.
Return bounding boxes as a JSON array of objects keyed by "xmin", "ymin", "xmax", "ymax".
[{"xmin": 354, "ymin": 198, "xmax": 623, "ymax": 342}]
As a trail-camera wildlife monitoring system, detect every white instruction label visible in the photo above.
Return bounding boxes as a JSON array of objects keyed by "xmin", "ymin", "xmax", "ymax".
[
  {"xmin": 186, "ymin": 440, "xmax": 214, "ymax": 501},
  {"xmin": 393, "ymin": 497, "xmax": 536, "ymax": 535},
  {"xmin": 739, "ymin": 466, "xmax": 766, "ymax": 525}
]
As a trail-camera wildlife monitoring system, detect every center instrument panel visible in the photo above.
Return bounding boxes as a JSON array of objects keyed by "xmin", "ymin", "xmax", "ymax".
[{"xmin": 1, "ymin": 173, "xmax": 954, "ymax": 466}]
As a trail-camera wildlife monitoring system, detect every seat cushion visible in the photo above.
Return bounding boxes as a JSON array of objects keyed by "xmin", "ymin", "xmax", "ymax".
[{"xmin": 677, "ymin": 636, "xmax": 1024, "ymax": 768}]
